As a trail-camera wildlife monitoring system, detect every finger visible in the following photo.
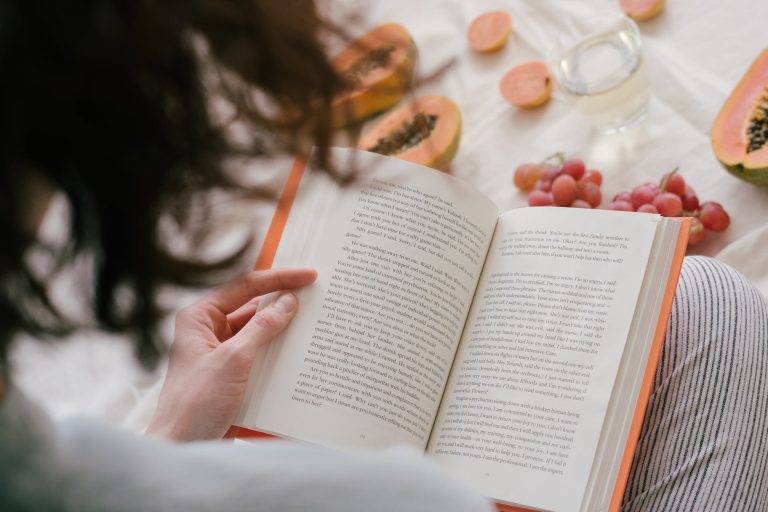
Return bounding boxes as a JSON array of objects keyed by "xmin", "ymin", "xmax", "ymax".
[
  {"xmin": 226, "ymin": 300, "xmax": 259, "ymax": 336},
  {"xmin": 204, "ymin": 268, "xmax": 316, "ymax": 315},
  {"xmin": 231, "ymin": 292, "xmax": 299, "ymax": 358}
]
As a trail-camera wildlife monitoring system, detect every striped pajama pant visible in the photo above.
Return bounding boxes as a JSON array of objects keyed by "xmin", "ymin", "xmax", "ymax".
[{"xmin": 622, "ymin": 256, "xmax": 768, "ymax": 511}]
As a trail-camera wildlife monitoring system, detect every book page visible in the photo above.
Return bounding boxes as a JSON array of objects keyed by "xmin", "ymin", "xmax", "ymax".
[
  {"xmin": 236, "ymin": 148, "xmax": 499, "ymax": 451},
  {"xmin": 427, "ymin": 207, "xmax": 660, "ymax": 512}
]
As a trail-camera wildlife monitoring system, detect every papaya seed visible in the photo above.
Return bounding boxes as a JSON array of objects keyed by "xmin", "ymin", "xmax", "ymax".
[
  {"xmin": 746, "ymin": 88, "xmax": 768, "ymax": 153},
  {"xmin": 342, "ymin": 46, "xmax": 396, "ymax": 84},
  {"xmin": 367, "ymin": 112, "xmax": 438, "ymax": 156}
]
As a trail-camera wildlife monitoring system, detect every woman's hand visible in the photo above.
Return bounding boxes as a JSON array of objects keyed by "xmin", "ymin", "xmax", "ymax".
[{"xmin": 146, "ymin": 268, "xmax": 317, "ymax": 442}]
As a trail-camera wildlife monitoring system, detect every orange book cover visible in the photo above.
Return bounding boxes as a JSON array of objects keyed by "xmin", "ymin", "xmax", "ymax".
[{"xmin": 232, "ymin": 158, "xmax": 691, "ymax": 512}]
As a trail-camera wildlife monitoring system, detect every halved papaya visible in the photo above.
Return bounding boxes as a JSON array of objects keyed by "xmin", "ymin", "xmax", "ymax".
[
  {"xmin": 331, "ymin": 24, "xmax": 417, "ymax": 128},
  {"xmin": 357, "ymin": 95, "xmax": 461, "ymax": 171},
  {"xmin": 711, "ymin": 49, "xmax": 768, "ymax": 186}
]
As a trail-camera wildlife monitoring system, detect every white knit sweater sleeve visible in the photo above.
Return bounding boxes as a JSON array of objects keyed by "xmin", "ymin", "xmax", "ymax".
[{"xmin": 0, "ymin": 388, "xmax": 493, "ymax": 512}]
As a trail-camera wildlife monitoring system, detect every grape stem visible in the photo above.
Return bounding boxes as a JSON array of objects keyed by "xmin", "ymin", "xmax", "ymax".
[
  {"xmin": 541, "ymin": 151, "xmax": 565, "ymax": 167},
  {"xmin": 659, "ymin": 167, "xmax": 680, "ymax": 193},
  {"xmin": 690, "ymin": 224, "xmax": 704, "ymax": 234}
]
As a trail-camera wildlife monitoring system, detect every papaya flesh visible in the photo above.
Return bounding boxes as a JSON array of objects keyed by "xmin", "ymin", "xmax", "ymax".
[
  {"xmin": 711, "ymin": 48, "xmax": 768, "ymax": 187},
  {"xmin": 358, "ymin": 95, "xmax": 461, "ymax": 172},
  {"xmin": 331, "ymin": 24, "xmax": 417, "ymax": 128}
]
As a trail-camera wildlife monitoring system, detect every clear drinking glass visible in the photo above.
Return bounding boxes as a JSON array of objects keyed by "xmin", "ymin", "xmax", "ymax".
[{"xmin": 548, "ymin": 15, "xmax": 650, "ymax": 134}]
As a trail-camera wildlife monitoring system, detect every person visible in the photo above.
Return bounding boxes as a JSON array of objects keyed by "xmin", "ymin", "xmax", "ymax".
[
  {"xmin": 0, "ymin": 1, "xmax": 491, "ymax": 511},
  {"xmin": 0, "ymin": 1, "xmax": 766, "ymax": 512}
]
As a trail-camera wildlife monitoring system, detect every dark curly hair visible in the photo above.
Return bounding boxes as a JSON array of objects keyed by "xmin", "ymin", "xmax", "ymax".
[{"xmin": 0, "ymin": 0, "xmax": 345, "ymax": 374}]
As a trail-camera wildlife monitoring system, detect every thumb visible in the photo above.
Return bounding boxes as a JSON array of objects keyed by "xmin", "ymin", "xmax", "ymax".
[{"xmin": 231, "ymin": 292, "xmax": 299, "ymax": 356}]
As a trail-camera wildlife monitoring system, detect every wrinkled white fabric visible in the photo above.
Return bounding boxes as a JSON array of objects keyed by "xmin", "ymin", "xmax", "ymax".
[
  {"xmin": 0, "ymin": 387, "xmax": 493, "ymax": 512},
  {"xmin": 326, "ymin": 0, "xmax": 768, "ymax": 276}
]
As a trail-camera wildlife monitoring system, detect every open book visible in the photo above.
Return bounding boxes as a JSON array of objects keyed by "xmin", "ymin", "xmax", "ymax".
[{"xmin": 234, "ymin": 148, "xmax": 689, "ymax": 512}]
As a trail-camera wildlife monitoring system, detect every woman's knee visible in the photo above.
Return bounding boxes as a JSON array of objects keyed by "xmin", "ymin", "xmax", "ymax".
[
  {"xmin": 673, "ymin": 256, "xmax": 768, "ymax": 337},
  {"xmin": 659, "ymin": 256, "xmax": 768, "ymax": 386},
  {"xmin": 628, "ymin": 257, "xmax": 768, "ymax": 511}
]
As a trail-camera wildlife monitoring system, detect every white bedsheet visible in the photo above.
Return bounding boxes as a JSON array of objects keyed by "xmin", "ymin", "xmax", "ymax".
[{"xmin": 11, "ymin": 0, "xmax": 768, "ymax": 427}]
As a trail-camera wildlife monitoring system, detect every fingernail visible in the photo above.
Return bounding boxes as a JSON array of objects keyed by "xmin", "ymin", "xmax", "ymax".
[{"xmin": 275, "ymin": 293, "xmax": 297, "ymax": 313}]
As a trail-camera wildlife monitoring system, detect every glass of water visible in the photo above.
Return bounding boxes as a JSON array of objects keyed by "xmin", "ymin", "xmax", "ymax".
[{"xmin": 548, "ymin": 14, "xmax": 650, "ymax": 134}]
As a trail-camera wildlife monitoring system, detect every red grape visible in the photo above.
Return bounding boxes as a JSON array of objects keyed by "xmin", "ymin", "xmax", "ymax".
[
  {"xmin": 613, "ymin": 191, "xmax": 632, "ymax": 203},
  {"xmin": 561, "ymin": 159, "xmax": 586, "ymax": 180},
  {"xmin": 661, "ymin": 171, "xmax": 686, "ymax": 196},
  {"xmin": 637, "ymin": 203, "xmax": 659, "ymax": 214},
  {"xmin": 631, "ymin": 185, "xmax": 657, "ymax": 209},
  {"xmin": 688, "ymin": 218, "xmax": 707, "ymax": 246},
  {"xmin": 534, "ymin": 178, "xmax": 552, "ymax": 192},
  {"xmin": 699, "ymin": 201, "xmax": 730, "ymax": 232},
  {"xmin": 571, "ymin": 199, "xmax": 592, "ymax": 208},
  {"xmin": 551, "ymin": 175, "xmax": 578, "ymax": 206},
  {"xmin": 514, "ymin": 162, "xmax": 541, "ymax": 191},
  {"xmin": 581, "ymin": 170, "xmax": 603, "ymax": 187},
  {"xmin": 578, "ymin": 181, "xmax": 602, "ymax": 208},
  {"xmin": 543, "ymin": 163, "xmax": 561, "ymax": 181},
  {"xmin": 528, "ymin": 190, "xmax": 553, "ymax": 206},
  {"xmin": 652, "ymin": 192, "xmax": 683, "ymax": 217},
  {"xmin": 682, "ymin": 190, "xmax": 699, "ymax": 212},
  {"xmin": 643, "ymin": 182, "xmax": 661, "ymax": 195},
  {"xmin": 610, "ymin": 200, "xmax": 635, "ymax": 212}
]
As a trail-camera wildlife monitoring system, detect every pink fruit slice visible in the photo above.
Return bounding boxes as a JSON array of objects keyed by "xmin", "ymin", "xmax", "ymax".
[
  {"xmin": 500, "ymin": 61, "xmax": 552, "ymax": 108},
  {"xmin": 620, "ymin": 0, "xmax": 665, "ymax": 21},
  {"xmin": 468, "ymin": 11, "xmax": 512, "ymax": 53}
]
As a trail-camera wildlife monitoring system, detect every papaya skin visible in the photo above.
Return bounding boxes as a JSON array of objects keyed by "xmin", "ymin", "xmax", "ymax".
[
  {"xmin": 358, "ymin": 95, "xmax": 461, "ymax": 172},
  {"xmin": 426, "ymin": 114, "xmax": 461, "ymax": 172},
  {"xmin": 723, "ymin": 161, "xmax": 768, "ymax": 187},
  {"xmin": 711, "ymin": 48, "xmax": 768, "ymax": 187},
  {"xmin": 330, "ymin": 24, "xmax": 417, "ymax": 129}
]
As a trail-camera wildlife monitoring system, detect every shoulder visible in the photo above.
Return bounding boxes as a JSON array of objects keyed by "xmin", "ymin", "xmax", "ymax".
[{"xmin": 0, "ymin": 386, "xmax": 62, "ymax": 509}]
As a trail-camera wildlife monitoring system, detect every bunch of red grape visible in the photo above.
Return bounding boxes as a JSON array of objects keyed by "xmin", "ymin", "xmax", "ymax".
[
  {"xmin": 609, "ymin": 169, "xmax": 730, "ymax": 246},
  {"xmin": 514, "ymin": 156, "xmax": 731, "ymax": 247},
  {"xmin": 514, "ymin": 154, "xmax": 603, "ymax": 209}
]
